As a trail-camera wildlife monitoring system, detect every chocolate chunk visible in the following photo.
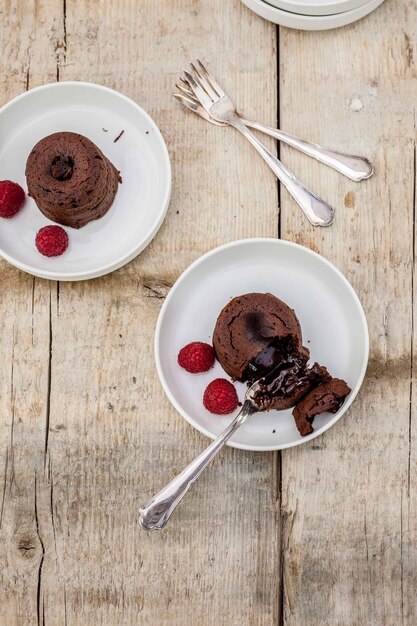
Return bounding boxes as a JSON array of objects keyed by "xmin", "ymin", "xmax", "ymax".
[{"xmin": 292, "ymin": 378, "xmax": 351, "ymax": 437}]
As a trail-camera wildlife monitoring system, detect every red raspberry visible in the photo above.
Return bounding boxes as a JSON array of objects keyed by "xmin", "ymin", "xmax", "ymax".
[
  {"xmin": 203, "ymin": 378, "xmax": 239, "ymax": 415},
  {"xmin": 0, "ymin": 180, "xmax": 25, "ymax": 218},
  {"xmin": 35, "ymin": 225, "xmax": 69, "ymax": 257},
  {"xmin": 178, "ymin": 341, "xmax": 215, "ymax": 373}
]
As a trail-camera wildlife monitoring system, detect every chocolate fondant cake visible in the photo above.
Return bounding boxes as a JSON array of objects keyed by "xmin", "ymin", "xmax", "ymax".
[
  {"xmin": 25, "ymin": 132, "xmax": 120, "ymax": 229},
  {"xmin": 213, "ymin": 293, "xmax": 351, "ymax": 436},
  {"xmin": 212, "ymin": 293, "xmax": 302, "ymax": 381}
]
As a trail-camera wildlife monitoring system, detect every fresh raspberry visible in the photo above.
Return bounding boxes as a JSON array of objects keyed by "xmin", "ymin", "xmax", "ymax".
[
  {"xmin": 178, "ymin": 341, "xmax": 215, "ymax": 373},
  {"xmin": 35, "ymin": 225, "xmax": 69, "ymax": 257},
  {"xmin": 0, "ymin": 180, "xmax": 25, "ymax": 218},
  {"xmin": 203, "ymin": 378, "xmax": 239, "ymax": 415}
]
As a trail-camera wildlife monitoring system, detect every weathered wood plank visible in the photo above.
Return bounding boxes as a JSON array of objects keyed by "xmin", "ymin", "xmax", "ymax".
[
  {"xmin": 42, "ymin": 1, "xmax": 279, "ymax": 624},
  {"xmin": 0, "ymin": 2, "xmax": 66, "ymax": 625},
  {"xmin": 278, "ymin": 1, "xmax": 416, "ymax": 624},
  {"xmin": 407, "ymin": 128, "xmax": 417, "ymax": 624},
  {"xmin": 6, "ymin": 1, "xmax": 414, "ymax": 624}
]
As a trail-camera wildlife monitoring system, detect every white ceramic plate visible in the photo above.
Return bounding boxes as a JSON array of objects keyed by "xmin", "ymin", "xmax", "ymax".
[
  {"xmin": 267, "ymin": 0, "xmax": 372, "ymax": 16},
  {"xmin": 240, "ymin": 0, "xmax": 384, "ymax": 29},
  {"xmin": 155, "ymin": 239, "xmax": 369, "ymax": 451},
  {"xmin": 0, "ymin": 82, "xmax": 171, "ymax": 281}
]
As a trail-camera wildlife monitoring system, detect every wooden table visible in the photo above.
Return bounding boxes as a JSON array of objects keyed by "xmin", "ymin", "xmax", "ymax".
[{"xmin": 0, "ymin": 1, "xmax": 414, "ymax": 624}]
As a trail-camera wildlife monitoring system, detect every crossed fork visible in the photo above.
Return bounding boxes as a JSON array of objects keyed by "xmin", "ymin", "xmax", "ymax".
[{"xmin": 174, "ymin": 60, "xmax": 373, "ymax": 226}]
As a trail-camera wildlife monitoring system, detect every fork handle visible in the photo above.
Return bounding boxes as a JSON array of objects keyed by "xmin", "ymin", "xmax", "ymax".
[
  {"xmin": 242, "ymin": 117, "xmax": 374, "ymax": 182},
  {"xmin": 229, "ymin": 117, "xmax": 334, "ymax": 226},
  {"xmin": 139, "ymin": 402, "xmax": 255, "ymax": 531}
]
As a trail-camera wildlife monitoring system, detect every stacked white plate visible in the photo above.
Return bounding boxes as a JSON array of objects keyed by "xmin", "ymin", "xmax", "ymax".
[{"xmin": 241, "ymin": 0, "xmax": 384, "ymax": 30}]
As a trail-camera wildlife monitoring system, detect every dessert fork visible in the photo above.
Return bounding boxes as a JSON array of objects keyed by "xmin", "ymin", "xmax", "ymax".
[
  {"xmin": 180, "ymin": 60, "xmax": 334, "ymax": 227},
  {"xmin": 139, "ymin": 379, "xmax": 262, "ymax": 531},
  {"xmin": 174, "ymin": 80, "xmax": 374, "ymax": 182}
]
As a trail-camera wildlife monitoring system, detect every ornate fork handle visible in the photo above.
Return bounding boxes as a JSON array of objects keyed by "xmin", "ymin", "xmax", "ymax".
[
  {"xmin": 139, "ymin": 401, "xmax": 256, "ymax": 531},
  {"xmin": 243, "ymin": 118, "xmax": 374, "ymax": 182},
  {"xmin": 228, "ymin": 115, "xmax": 334, "ymax": 227}
]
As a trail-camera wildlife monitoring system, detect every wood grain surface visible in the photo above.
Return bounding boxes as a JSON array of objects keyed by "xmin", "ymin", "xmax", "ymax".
[
  {"xmin": 0, "ymin": 0, "xmax": 414, "ymax": 624},
  {"xmin": 280, "ymin": 2, "xmax": 416, "ymax": 624}
]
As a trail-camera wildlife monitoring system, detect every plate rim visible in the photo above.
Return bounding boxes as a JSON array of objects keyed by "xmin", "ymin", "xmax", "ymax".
[
  {"xmin": 266, "ymin": 0, "xmax": 372, "ymax": 16},
  {"xmin": 240, "ymin": 0, "xmax": 384, "ymax": 29},
  {"xmin": 154, "ymin": 237, "xmax": 369, "ymax": 452},
  {"xmin": 0, "ymin": 81, "xmax": 172, "ymax": 281}
]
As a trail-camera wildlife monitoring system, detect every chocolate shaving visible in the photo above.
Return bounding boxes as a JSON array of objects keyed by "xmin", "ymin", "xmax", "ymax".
[{"xmin": 114, "ymin": 130, "xmax": 125, "ymax": 143}]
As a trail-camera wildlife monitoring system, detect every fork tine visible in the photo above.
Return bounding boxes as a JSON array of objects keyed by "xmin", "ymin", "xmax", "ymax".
[
  {"xmin": 188, "ymin": 63, "xmax": 216, "ymax": 101},
  {"xmin": 183, "ymin": 70, "xmax": 213, "ymax": 109},
  {"xmin": 173, "ymin": 92, "xmax": 199, "ymax": 110},
  {"xmin": 176, "ymin": 84, "xmax": 203, "ymax": 109},
  {"xmin": 175, "ymin": 81, "xmax": 194, "ymax": 98},
  {"xmin": 174, "ymin": 93, "xmax": 226, "ymax": 127},
  {"xmin": 190, "ymin": 62, "xmax": 219, "ymax": 100},
  {"xmin": 175, "ymin": 76, "xmax": 193, "ymax": 96},
  {"xmin": 196, "ymin": 59, "xmax": 225, "ymax": 97},
  {"xmin": 179, "ymin": 77, "xmax": 212, "ymax": 107}
]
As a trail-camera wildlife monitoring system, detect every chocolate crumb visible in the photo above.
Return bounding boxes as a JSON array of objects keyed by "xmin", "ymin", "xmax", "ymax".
[
  {"xmin": 272, "ymin": 429, "xmax": 276, "ymax": 434},
  {"xmin": 102, "ymin": 128, "xmax": 108, "ymax": 132},
  {"xmin": 176, "ymin": 210, "xmax": 179, "ymax": 215},
  {"xmin": 133, "ymin": 376, "xmax": 137, "ymax": 384},
  {"xmin": 145, "ymin": 131, "xmax": 149, "ymax": 135},
  {"xmin": 114, "ymin": 130, "xmax": 125, "ymax": 143}
]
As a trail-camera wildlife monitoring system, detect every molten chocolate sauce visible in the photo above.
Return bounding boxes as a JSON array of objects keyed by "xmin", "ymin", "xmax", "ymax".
[
  {"xmin": 245, "ymin": 338, "xmax": 329, "ymax": 410},
  {"xmin": 245, "ymin": 339, "xmax": 287, "ymax": 381}
]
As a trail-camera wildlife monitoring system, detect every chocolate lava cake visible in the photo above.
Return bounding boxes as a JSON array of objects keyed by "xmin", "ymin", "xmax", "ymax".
[
  {"xmin": 25, "ymin": 132, "xmax": 120, "ymax": 229},
  {"xmin": 212, "ymin": 293, "xmax": 302, "ymax": 381},
  {"xmin": 213, "ymin": 293, "xmax": 351, "ymax": 436}
]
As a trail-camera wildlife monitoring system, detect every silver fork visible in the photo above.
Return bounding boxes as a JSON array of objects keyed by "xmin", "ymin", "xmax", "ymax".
[
  {"xmin": 139, "ymin": 379, "xmax": 262, "ymax": 531},
  {"xmin": 181, "ymin": 60, "xmax": 334, "ymax": 227},
  {"xmin": 174, "ymin": 80, "xmax": 374, "ymax": 182}
]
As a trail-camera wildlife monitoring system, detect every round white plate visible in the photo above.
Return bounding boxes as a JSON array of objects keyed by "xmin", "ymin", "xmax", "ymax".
[
  {"xmin": 267, "ymin": 0, "xmax": 372, "ymax": 16},
  {"xmin": 0, "ymin": 82, "xmax": 171, "ymax": 281},
  {"xmin": 241, "ymin": 0, "xmax": 384, "ymax": 29},
  {"xmin": 155, "ymin": 239, "xmax": 369, "ymax": 451}
]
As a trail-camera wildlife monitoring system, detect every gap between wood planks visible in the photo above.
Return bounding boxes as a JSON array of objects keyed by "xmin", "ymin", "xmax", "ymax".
[
  {"xmin": 56, "ymin": 0, "xmax": 67, "ymax": 82},
  {"xmin": 408, "ymin": 135, "xmax": 416, "ymax": 499},
  {"xmin": 34, "ymin": 471, "xmax": 45, "ymax": 626},
  {"xmin": 275, "ymin": 23, "xmax": 285, "ymax": 626},
  {"xmin": 43, "ymin": 0, "xmax": 67, "ymax": 465},
  {"xmin": 24, "ymin": 4, "xmax": 68, "ymax": 620}
]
